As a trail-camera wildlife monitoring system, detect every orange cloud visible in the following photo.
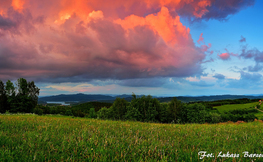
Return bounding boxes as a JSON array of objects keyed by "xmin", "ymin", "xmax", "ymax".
[
  {"xmin": 115, "ymin": 7, "xmax": 190, "ymax": 45},
  {"xmin": 0, "ymin": 0, "xmax": 253, "ymax": 82},
  {"xmin": 12, "ymin": 0, "xmax": 24, "ymax": 10},
  {"xmin": 194, "ymin": 0, "xmax": 211, "ymax": 18}
]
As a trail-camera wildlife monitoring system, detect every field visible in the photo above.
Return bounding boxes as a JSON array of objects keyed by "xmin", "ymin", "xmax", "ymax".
[
  {"xmin": 1, "ymin": 114, "xmax": 263, "ymax": 161},
  {"xmin": 214, "ymin": 102, "xmax": 263, "ymax": 120},
  {"xmin": 214, "ymin": 102, "xmax": 259, "ymax": 113}
]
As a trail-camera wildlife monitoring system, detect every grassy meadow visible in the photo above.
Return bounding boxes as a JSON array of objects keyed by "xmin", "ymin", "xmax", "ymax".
[
  {"xmin": 214, "ymin": 102, "xmax": 259, "ymax": 113},
  {"xmin": 214, "ymin": 101, "xmax": 263, "ymax": 120},
  {"xmin": 1, "ymin": 114, "xmax": 263, "ymax": 161}
]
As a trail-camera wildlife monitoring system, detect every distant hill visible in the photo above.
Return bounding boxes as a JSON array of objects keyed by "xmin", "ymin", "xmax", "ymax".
[
  {"xmin": 38, "ymin": 93, "xmax": 263, "ymax": 103},
  {"xmin": 38, "ymin": 93, "xmax": 153, "ymax": 103},
  {"xmin": 38, "ymin": 93, "xmax": 115, "ymax": 102},
  {"xmin": 158, "ymin": 95, "xmax": 263, "ymax": 103}
]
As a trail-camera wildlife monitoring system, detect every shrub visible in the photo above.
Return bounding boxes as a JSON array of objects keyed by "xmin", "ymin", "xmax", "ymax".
[
  {"xmin": 125, "ymin": 106, "xmax": 141, "ymax": 121},
  {"xmin": 33, "ymin": 108, "xmax": 43, "ymax": 115},
  {"xmin": 207, "ymin": 112, "xmax": 222, "ymax": 123},
  {"xmin": 5, "ymin": 110, "xmax": 11, "ymax": 115},
  {"xmin": 65, "ymin": 110, "xmax": 73, "ymax": 116},
  {"xmin": 111, "ymin": 98, "xmax": 128, "ymax": 120},
  {"xmin": 185, "ymin": 103, "xmax": 207, "ymax": 124},
  {"xmin": 97, "ymin": 107, "xmax": 109, "ymax": 119},
  {"xmin": 89, "ymin": 108, "xmax": 97, "ymax": 118}
]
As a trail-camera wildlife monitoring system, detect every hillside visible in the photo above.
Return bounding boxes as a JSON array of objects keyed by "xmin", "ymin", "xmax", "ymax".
[{"xmin": 38, "ymin": 93, "xmax": 263, "ymax": 103}]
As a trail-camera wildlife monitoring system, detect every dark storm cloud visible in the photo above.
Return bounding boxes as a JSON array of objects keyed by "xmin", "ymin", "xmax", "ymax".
[{"xmin": 177, "ymin": 0, "xmax": 255, "ymax": 22}]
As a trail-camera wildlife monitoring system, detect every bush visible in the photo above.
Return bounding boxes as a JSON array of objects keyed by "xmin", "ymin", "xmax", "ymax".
[
  {"xmin": 97, "ymin": 107, "xmax": 109, "ymax": 119},
  {"xmin": 89, "ymin": 108, "xmax": 97, "ymax": 118},
  {"xmin": 65, "ymin": 110, "xmax": 73, "ymax": 116},
  {"xmin": 243, "ymin": 114, "xmax": 257, "ymax": 122},
  {"xmin": 185, "ymin": 103, "xmax": 207, "ymax": 124},
  {"xmin": 125, "ymin": 106, "xmax": 142, "ymax": 121},
  {"xmin": 206, "ymin": 112, "xmax": 222, "ymax": 123},
  {"xmin": 5, "ymin": 110, "xmax": 10, "ymax": 115},
  {"xmin": 111, "ymin": 98, "xmax": 128, "ymax": 120},
  {"xmin": 33, "ymin": 108, "xmax": 43, "ymax": 115}
]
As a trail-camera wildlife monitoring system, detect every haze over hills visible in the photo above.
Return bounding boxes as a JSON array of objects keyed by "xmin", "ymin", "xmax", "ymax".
[{"xmin": 38, "ymin": 93, "xmax": 263, "ymax": 103}]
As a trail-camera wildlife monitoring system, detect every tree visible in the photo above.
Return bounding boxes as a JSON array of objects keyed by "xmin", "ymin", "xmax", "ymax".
[
  {"xmin": 186, "ymin": 103, "xmax": 207, "ymax": 123},
  {"xmin": 127, "ymin": 94, "xmax": 161, "ymax": 122},
  {"xmin": 146, "ymin": 98, "xmax": 159, "ymax": 122},
  {"xmin": 125, "ymin": 105, "xmax": 142, "ymax": 121},
  {"xmin": 110, "ymin": 98, "xmax": 128, "ymax": 120},
  {"xmin": 0, "ymin": 80, "xmax": 8, "ymax": 113},
  {"xmin": 5, "ymin": 80, "xmax": 15, "ymax": 97},
  {"xmin": 1, "ymin": 78, "xmax": 40, "ymax": 113},
  {"xmin": 89, "ymin": 108, "xmax": 97, "ymax": 118},
  {"xmin": 17, "ymin": 78, "xmax": 29, "ymax": 96},
  {"xmin": 5, "ymin": 80, "xmax": 16, "ymax": 112},
  {"xmin": 97, "ymin": 107, "xmax": 109, "ymax": 119},
  {"xmin": 27, "ymin": 81, "xmax": 40, "ymax": 109},
  {"xmin": 167, "ymin": 97, "xmax": 184, "ymax": 123}
]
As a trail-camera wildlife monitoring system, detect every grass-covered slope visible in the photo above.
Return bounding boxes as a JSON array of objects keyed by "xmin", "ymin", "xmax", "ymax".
[
  {"xmin": 214, "ymin": 102, "xmax": 259, "ymax": 113},
  {"xmin": 1, "ymin": 115, "xmax": 263, "ymax": 161}
]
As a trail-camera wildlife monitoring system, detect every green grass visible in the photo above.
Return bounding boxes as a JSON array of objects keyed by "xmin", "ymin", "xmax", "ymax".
[
  {"xmin": 214, "ymin": 102, "xmax": 259, "ymax": 113},
  {"xmin": 1, "ymin": 114, "xmax": 263, "ymax": 161}
]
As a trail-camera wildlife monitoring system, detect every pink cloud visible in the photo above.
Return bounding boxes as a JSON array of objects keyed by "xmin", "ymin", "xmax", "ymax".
[
  {"xmin": 197, "ymin": 33, "xmax": 204, "ymax": 44},
  {"xmin": 218, "ymin": 48, "xmax": 239, "ymax": 60},
  {"xmin": 0, "ymin": 0, "xmax": 253, "ymax": 83},
  {"xmin": 218, "ymin": 53, "xmax": 230, "ymax": 60}
]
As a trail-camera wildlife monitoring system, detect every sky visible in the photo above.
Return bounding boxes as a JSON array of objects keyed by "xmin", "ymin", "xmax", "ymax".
[{"xmin": 0, "ymin": 0, "xmax": 263, "ymax": 97}]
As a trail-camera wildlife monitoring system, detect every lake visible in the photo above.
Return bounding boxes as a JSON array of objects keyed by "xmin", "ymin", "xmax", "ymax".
[{"xmin": 46, "ymin": 102, "xmax": 70, "ymax": 106}]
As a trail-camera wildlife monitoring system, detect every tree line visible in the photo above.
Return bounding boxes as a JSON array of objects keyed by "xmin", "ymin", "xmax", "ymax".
[
  {"xmin": 0, "ymin": 78, "xmax": 40, "ymax": 113},
  {"xmin": 95, "ymin": 93, "xmax": 257, "ymax": 124},
  {"xmin": 0, "ymin": 79, "xmax": 258, "ymax": 124}
]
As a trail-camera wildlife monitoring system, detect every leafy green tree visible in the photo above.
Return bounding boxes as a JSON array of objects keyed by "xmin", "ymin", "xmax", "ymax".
[
  {"xmin": 89, "ymin": 108, "xmax": 97, "ymax": 118},
  {"xmin": 206, "ymin": 112, "xmax": 222, "ymax": 123},
  {"xmin": 33, "ymin": 107, "xmax": 43, "ymax": 115},
  {"xmin": 132, "ymin": 95, "xmax": 150, "ymax": 121},
  {"xmin": 17, "ymin": 78, "xmax": 29, "ymax": 96},
  {"xmin": 5, "ymin": 80, "xmax": 15, "ymax": 97},
  {"xmin": 125, "ymin": 105, "xmax": 142, "ymax": 121},
  {"xmin": 0, "ymin": 80, "xmax": 8, "ymax": 113},
  {"xmin": 126, "ymin": 94, "xmax": 161, "ymax": 122},
  {"xmin": 146, "ymin": 98, "xmax": 159, "ymax": 122},
  {"xmin": 65, "ymin": 110, "xmax": 73, "ymax": 116},
  {"xmin": 111, "ymin": 98, "xmax": 128, "ymax": 120},
  {"xmin": 97, "ymin": 107, "xmax": 109, "ymax": 119},
  {"xmin": 5, "ymin": 80, "xmax": 16, "ymax": 112},
  {"xmin": 186, "ymin": 103, "xmax": 207, "ymax": 123},
  {"xmin": 167, "ymin": 97, "xmax": 184, "ymax": 123},
  {"xmin": 158, "ymin": 103, "xmax": 169, "ymax": 123},
  {"xmin": 27, "ymin": 81, "xmax": 40, "ymax": 108},
  {"xmin": 2, "ymin": 78, "xmax": 40, "ymax": 113}
]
